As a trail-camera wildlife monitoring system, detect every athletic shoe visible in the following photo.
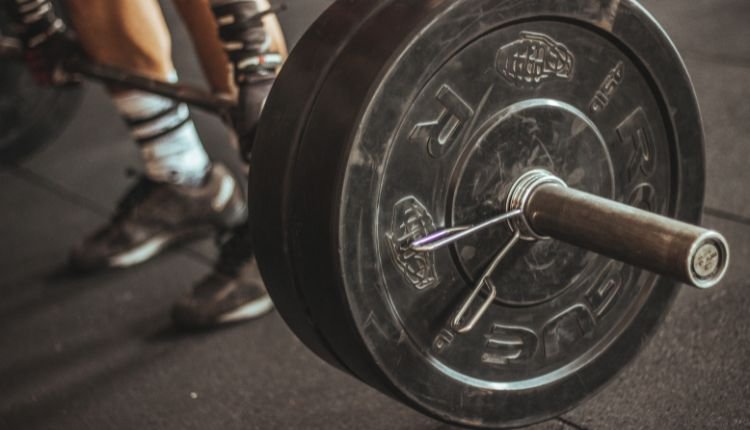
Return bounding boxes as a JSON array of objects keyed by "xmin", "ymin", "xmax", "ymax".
[
  {"xmin": 69, "ymin": 163, "xmax": 247, "ymax": 272},
  {"xmin": 172, "ymin": 223, "xmax": 273, "ymax": 329}
]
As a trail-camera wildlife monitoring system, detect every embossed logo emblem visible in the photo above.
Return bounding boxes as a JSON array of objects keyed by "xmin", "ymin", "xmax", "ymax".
[
  {"xmin": 386, "ymin": 197, "xmax": 439, "ymax": 290},
  {"xmin": 496, "ymin": 31, "xmax": 575, "ymax": 87}
]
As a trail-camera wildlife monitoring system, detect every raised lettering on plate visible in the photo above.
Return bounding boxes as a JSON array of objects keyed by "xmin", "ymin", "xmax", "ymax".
[
  {"xmin": 496, "ymin": 31, "xmax": 575, "ymax": 87},
  {"xmin": 481, "ymin": 324, "xmax": 538, "ymax": 366},
  {"xmin": 386, "ymin": 197, "xmax": 439, "ymax": 290},
  {"xmin": 409, "ymin": 84, "xmax": 474, "ymax": 158},
  {"xmin": 585, "ymin": 261, "xmax": 630, "ymax": 319},
  {"xmin": 590, "ymin": 61, "xmax": 625, "ymax": 114},
  {"xmin": 628, "ymin": 182, "xmax": 657, "ymax": 212},
  {"xmin": 432, "ymin": 328, "xmax": 455, "ymax": 353},
  {"xmin": 617, "ymin": 107, "xmax": 657, "ymax": 183},
  {"xmin": 542, "ymin": 305, "xmax": 596, "ymax": 359}
]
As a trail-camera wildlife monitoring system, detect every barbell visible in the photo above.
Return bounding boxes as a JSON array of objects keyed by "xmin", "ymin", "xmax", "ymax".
[{"xmin": 249, "ymin": 0, "xmax": 730, "ymax": 427}]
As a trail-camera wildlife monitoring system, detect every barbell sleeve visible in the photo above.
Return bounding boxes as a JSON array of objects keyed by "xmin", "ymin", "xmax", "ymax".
[{"xmin": 524, "ymin": 183, "xmax": 730, "ymax": 289}]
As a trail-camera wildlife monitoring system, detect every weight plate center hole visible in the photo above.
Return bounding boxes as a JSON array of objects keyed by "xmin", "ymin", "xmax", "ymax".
[{"xmin": 450, "ymin": 99, "xmax": 615, "ymax": 307}]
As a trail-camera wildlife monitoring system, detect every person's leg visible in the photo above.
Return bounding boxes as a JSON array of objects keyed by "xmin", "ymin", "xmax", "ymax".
[
  {"xmin": 173, "ymin": 0, "xmax": 286, "ymax": 166},
  {"xmin": 63, "ymin": 0, "xmax": 247, "ymax": 271},
  {"xmin": 65, "ymin": 0, "xmax": 211, "ymax": 186},
  {"xmin": 64, "ymin": 0, "xmax": 172, "ymax": 81},
  {"xmin": 172, "ymin": 0, "xmax": 287, "ymax": 99},
  {"xmin": 171, "ymin": 0, "xmax": 234, "ymax": 98},
  {"xmin": 208, "ymin": 0, "xmax": 288, "ymax": 161},
  {"xmin": 168, "ymin": 0, "xmax": 289, "ymax": 328}
]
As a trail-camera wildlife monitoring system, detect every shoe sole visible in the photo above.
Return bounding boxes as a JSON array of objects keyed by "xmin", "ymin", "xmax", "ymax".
[
  {"xmin": 109, "ymin": 234, "xmax": 173, "ymax": 268},
  {"xmin": 104, "ymin": 202, "xmax": 249, "ymax": 270},
  {"xmin": 218, "ymin": 295, "xmax": 275, "ymax": 323},
  {"xmin": 107, "ymin": 227, "xmax": 214, "ymax": 269}
]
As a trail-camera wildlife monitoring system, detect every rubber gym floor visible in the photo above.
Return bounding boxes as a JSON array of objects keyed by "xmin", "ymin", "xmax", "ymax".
[{"xmin": 1, "ymin": 1, "xmax": 748, "ymax": 429}]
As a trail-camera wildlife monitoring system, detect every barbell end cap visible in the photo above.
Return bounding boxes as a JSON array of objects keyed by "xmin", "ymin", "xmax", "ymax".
[{"xmin": 687, "ymin": 231, "xmax": 730, "ymax": 289}]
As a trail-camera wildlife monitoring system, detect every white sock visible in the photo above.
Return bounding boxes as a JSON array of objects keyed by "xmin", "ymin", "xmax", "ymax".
[{"xmin": 113, "ymin": 88, "xmax": 211, "ymax": 187}]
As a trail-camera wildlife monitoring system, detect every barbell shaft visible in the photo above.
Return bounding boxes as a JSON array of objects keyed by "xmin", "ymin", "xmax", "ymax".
[{"xmin": 525, "ymin": 184, "xmax": 730, "ymax": 289}]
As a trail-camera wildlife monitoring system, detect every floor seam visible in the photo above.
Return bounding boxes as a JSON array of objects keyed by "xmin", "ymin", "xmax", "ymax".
[
  {"xmin": 704, "ymin": 207, "xmax": 750, "ymax": 227},
  {"xmin": 556, "ymin": 416, "xmax": 588, "ymax": 430},
  {"xmin": 685, "ymin": 49, "xmax": 750, "ymax": 70},
  {"xmin": 11, "ymin": 164, "xmax": 111, "ymax": 217}
]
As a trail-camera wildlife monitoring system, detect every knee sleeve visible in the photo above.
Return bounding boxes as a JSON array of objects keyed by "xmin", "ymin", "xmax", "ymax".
[
  {"xmin": 210, "ymin": 0, "xmax": 282, "ymax": 82},
  {"xmin": 8, "ymin": 0, "xmax": 66, "ymax": 47}
]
